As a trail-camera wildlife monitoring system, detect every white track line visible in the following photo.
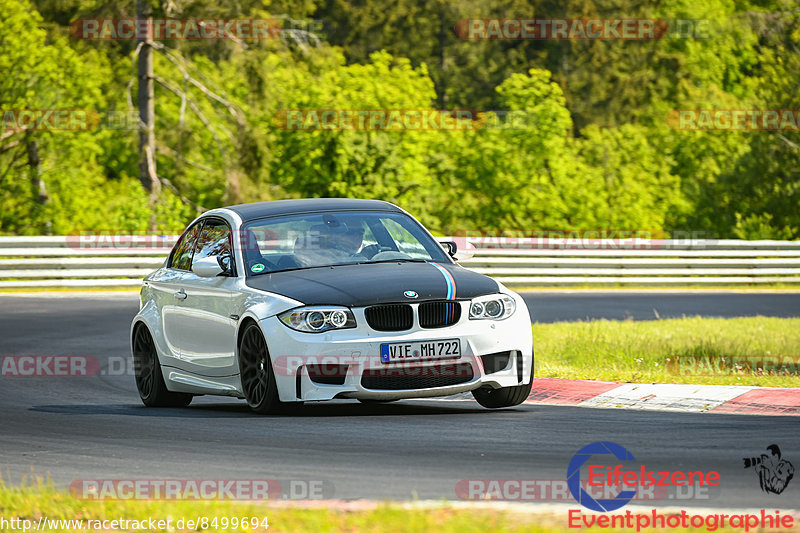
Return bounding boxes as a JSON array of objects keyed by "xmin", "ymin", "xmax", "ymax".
[{"xmin": 578, "ymin": 383, "xmax": 754, "ymax": 412}]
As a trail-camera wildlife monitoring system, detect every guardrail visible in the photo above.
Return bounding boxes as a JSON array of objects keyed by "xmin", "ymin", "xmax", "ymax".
[
  {"xmin": 0, "ymin": 236, "xmax": 799, "ymax": 288},
  {"xmin": 457, "ymin": 238, "xmax": 800, "ymax": 286},
  {"xmin": 0, "ymin": 236, "xmax": 175, "ymax": 289}
]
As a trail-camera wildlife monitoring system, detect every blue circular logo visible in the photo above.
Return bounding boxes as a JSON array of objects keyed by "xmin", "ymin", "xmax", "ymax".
[
  {"xmin": 567, "ymin": 441, "xmax": 637, "ymax": 512},
  {"xmin": 403, "ymin": 290, "xmax": 418, "ymax": 299}
]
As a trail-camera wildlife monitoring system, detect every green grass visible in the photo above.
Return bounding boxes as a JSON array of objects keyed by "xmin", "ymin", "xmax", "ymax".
[
  {"xmin": 3, "ymin": 482, "xmax": 798, "ymax": 533},
  {"xmin": 0, "ymin": 481, "xmax": 561, "ymax": 533},
  {"xmin": 534, "ymin": 316, "xmax": 800, "ymax": 386}
]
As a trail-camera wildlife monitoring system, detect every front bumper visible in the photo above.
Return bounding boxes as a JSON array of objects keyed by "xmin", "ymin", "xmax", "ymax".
[{"xmin": 260, "ymin": 298, "xmax": 533, "ymax": 402}]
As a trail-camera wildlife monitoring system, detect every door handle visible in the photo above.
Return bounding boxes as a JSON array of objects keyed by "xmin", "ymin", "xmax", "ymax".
[{"xmin": 175, "ymin": 289, "xmax": 188, "ymax": 301}]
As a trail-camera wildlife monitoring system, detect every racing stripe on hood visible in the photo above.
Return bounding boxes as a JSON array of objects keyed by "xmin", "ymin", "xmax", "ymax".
[{"xmin": 430, "ymin": 262, "xmax": 457, "ymax": 300}]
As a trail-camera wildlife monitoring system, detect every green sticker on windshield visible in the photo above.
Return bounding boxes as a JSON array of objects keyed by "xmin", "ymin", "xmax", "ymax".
[{"xmin": 251, "ymin": 263, "xmax": 265, "ymax": 273}]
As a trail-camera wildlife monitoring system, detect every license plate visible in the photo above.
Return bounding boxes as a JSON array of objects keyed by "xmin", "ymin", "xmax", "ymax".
[{"xmin": 380, "ymin": 339, "xmax": 461, "ymax": 363}]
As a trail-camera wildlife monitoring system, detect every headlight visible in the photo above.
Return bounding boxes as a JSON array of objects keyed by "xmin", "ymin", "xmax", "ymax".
[
  {"xmin": 469, "ymin": 294, "xmax": 516, "ymax": 320},
  {"xmin": 279, "ymin": 307, "xmax": 356, "ymax": 333}
]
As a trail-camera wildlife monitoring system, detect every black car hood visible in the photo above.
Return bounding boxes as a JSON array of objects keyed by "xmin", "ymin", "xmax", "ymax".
[{"xmin": 246, "ymin": 261, "xmax": 499, "ymax": 307}]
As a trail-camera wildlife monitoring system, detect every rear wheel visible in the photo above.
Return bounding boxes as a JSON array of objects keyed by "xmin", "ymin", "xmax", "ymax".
[
  {"xmin": 472, "ymin": 354, "xmax": 533, "ymax": 409},
  {"xmin": 238, "ymin": 322, "xmax": 284, "ymax": 414},
  {"xmin": 132, "ymin": 324, "xmax": 193, "ymax": 408}
]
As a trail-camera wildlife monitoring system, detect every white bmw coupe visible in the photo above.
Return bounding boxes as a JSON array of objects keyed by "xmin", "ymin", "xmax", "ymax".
[{"xmin": 131, "ymin": 199, "xmax": 533, "ymax": 413}]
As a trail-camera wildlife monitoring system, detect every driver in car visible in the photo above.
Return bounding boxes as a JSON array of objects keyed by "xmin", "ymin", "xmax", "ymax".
[
  {"xmin": 295, "ymin": 223, "xmax": 366, "ymax": 266},
  {"xmin": 329, "ymin": 225, "xmax": 365, "ymax": 257}
]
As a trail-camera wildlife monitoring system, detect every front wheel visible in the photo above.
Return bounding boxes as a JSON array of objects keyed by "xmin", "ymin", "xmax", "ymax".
[
  {"xmin": 238, "ymin": 322, "xmax": 284, "ymax": 414},
  {"xmin": 132, "ymin": 324, "xmax": 193, "ymax": 408},
  {"xmin": 472, "ymin": 354, "xmax": 533, "ymax": 409}
]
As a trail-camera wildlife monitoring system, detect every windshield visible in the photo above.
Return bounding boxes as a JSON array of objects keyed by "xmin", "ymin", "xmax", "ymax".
[{"xmin": 240, "ymin": 210, "xmax": 450, "ymax": 275}]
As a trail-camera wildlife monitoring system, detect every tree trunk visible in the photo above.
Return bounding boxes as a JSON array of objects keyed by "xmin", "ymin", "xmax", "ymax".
[
  {"xmin": 137, "ymin": 0, "xmax": 160, "ymax": 230},
  {"xmin": 437, "ymin": 3, "xmax": 448, "ymax": 109},
  {"xmin": 26, "ymin": 136, "xmax": 51, "ymax": 235}
]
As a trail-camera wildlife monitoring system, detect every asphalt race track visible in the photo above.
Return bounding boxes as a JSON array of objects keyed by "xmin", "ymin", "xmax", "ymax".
[{"xmin": 1, "ymin": 292, "xmax": 799, "ymax": 509}]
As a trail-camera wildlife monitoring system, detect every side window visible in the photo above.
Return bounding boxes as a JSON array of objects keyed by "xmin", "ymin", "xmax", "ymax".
[
  {"xmin": 192, "ymin": 219, "xmax": 232, "ymax": 269},
  {"xmin": 170, "ymin": 223, "xmax": 202, "ymax": 271}
]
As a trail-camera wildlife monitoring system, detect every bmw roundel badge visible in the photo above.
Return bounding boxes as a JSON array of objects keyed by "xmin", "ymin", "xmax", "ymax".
[{"xmin": 403, "ymin": 290, "xmax": 418, "ymax": 299}]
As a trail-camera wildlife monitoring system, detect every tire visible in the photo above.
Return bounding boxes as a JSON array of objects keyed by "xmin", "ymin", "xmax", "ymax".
[
  {"xmin": 132, "ymin": 324, "xmax": 193, "ymax": 408},
  {"xmin": 472, "ymin": 354, "xmax": 533, "ymax": 409},
  {"xmin": 238, "ymin": 322, "xmax": 284, "ymax": 414}
]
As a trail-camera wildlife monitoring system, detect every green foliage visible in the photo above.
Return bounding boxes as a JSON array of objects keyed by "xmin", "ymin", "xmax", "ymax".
[
  {"xmin": 0, "ymin": 0, "xmax": 103, "ymax": 233},
  {"xmin": 1, "ymin": 0, "xmax": 798, "ymax": 238},
  {"xmin": 266, "ymin": 51, "xmax": 441, "ymax": 218},
  {"xmin": 574, "ymin": 124, "xmax": 685, "ymax": 231}
]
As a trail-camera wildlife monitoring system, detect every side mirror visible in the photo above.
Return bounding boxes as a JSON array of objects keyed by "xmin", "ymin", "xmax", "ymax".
[
  {"xmin": 192, "ymin": 255, "xmax": 231, "ymax": 277},
  {"xmin": 440, "ymin": 241, "xmax": 458, "ymax": 259}
]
